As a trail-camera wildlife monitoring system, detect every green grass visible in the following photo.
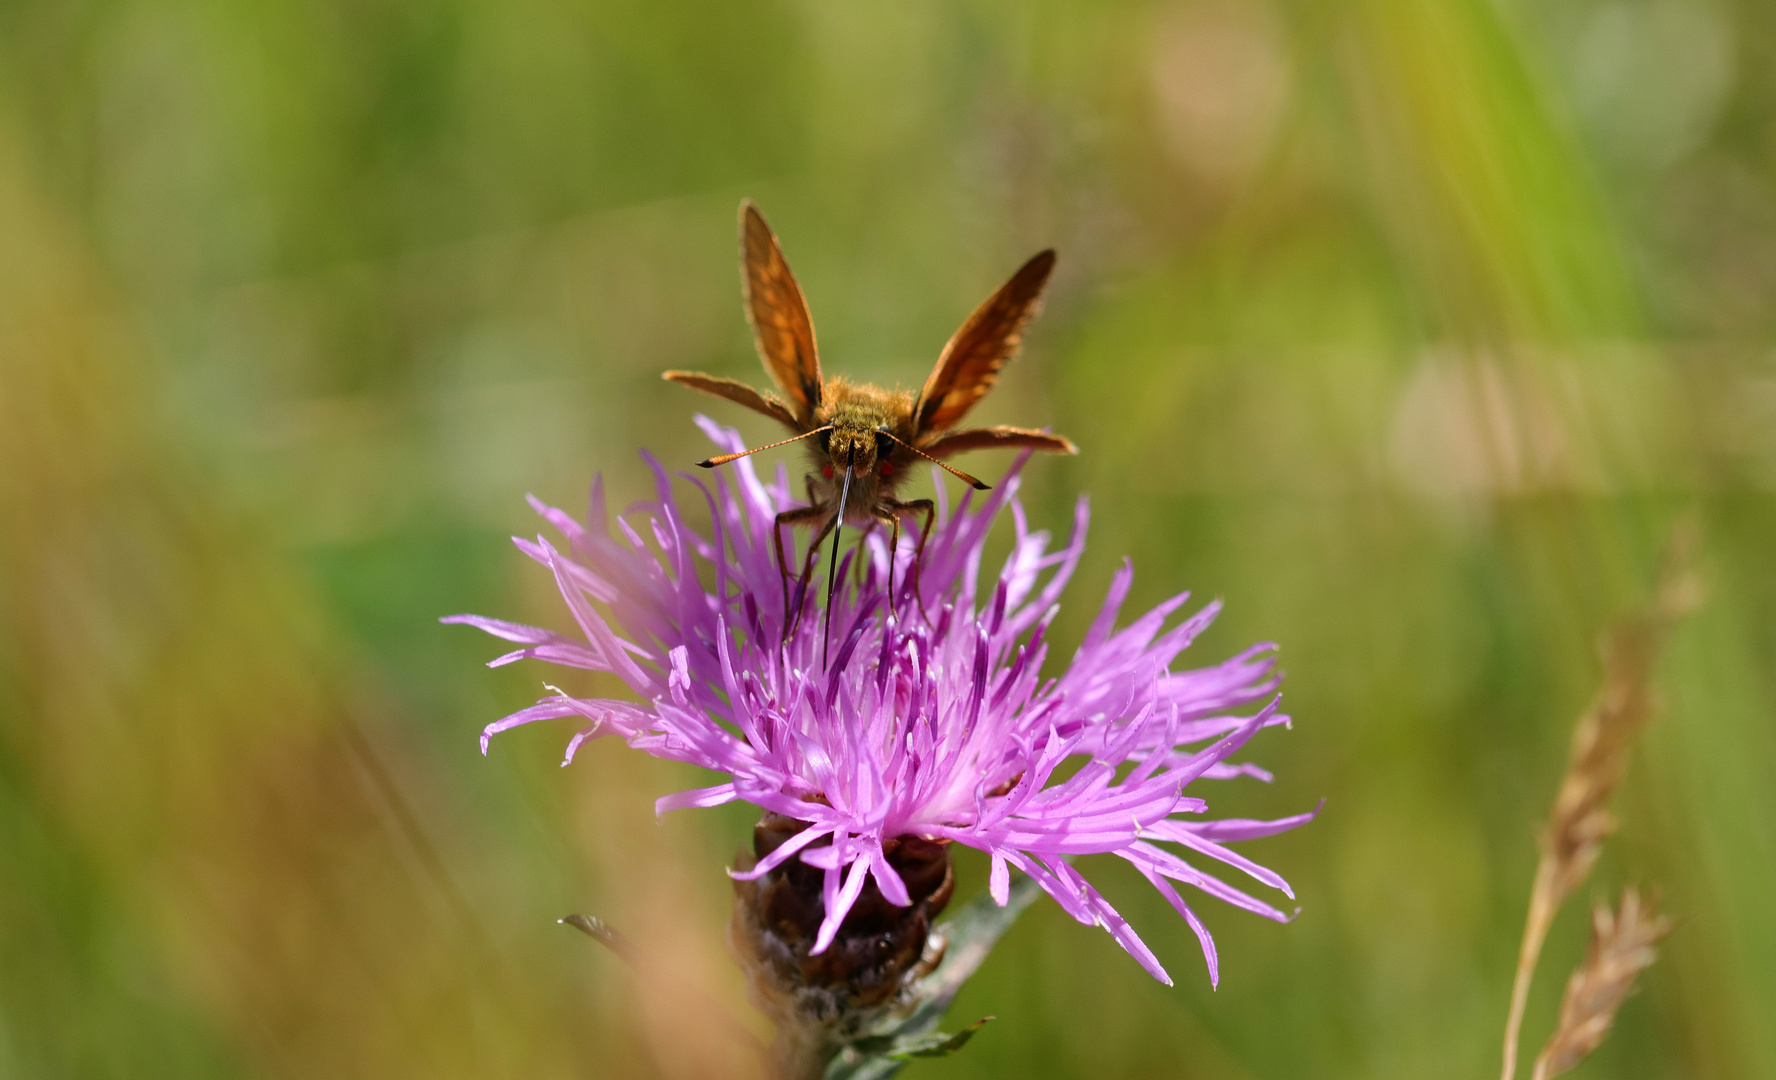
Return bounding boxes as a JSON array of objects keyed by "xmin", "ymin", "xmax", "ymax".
[{"xmin": 3, "ymin": 0, "xmax": 1773, "ymax": 1076}]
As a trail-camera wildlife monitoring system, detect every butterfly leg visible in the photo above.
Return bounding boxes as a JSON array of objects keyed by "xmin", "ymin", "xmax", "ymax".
[
  {"xmin": 774, "ymin": 505, "xmax": 829, "ymax": 642},
  {"xmin": 886, "ymin": 498, "xmax": 936, "ymax": 625},
  {"xmin": 770, "ymin": 475, "xmax": 826, "ymax": 626},
  {"xmin": 791, "ymin": 511, "xmax": 837, "ymax": 642},
  {"xmin": 874, "ymin": 511, "xmax": 901, "ymax": 609}
]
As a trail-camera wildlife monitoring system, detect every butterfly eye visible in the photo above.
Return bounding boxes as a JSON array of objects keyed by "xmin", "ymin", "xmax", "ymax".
[{"xmin": 873, "ymin": 430, "xmax": 894, "ymax": 458}]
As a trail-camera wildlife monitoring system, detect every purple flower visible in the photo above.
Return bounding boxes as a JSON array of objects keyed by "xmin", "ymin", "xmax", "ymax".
[{"xmin": 447, "ymin": 418, "xmax": 1314, "ymax": 986}]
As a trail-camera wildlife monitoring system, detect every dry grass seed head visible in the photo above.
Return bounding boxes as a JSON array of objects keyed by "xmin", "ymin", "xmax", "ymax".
[
  {"xmin": 1531, "ymin": 889, "xmax": 1672, "ymax": 1080},
  {"xmin": 1541, "ymin": 531, "xmax": 1701, "ymax": 904}
]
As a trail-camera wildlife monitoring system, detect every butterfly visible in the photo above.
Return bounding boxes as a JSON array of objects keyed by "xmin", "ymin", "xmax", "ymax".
[{"xmin": 665, "ymin": 201, "xmax": 1076, "ymax": 659}]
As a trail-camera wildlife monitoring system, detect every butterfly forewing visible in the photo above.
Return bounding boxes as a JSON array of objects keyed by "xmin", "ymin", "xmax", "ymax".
[
  {"xmin": 915, "ymin": 249, "xmax": 1057, "ymax": 438},
  {"xmin": 741, "ymin": 202, "xmax": 823, "ymax": 425}
]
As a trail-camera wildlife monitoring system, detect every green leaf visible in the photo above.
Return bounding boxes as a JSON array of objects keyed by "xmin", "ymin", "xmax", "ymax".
[{"xmin": 886, "ymin": 1017, "xmax": 993, "ymax": 1060}]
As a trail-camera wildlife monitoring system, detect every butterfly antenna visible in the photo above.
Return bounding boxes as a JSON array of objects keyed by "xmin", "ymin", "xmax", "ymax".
[
  {"xmin": 697, "ymin": 426, "xmax": 832, "ymax": 468},
  {"xmin": 876, "ymin": 430, "xmax": 990, "ymax": 490},
  {"xmin": 823, "ymin": 454, "xmax": 854, "ymax": 669}
]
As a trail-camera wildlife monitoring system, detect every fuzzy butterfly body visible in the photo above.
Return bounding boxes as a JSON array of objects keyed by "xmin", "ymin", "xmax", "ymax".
[{"xmin": 665, "ymin": 201, "xmax": 1076, "ymax": 657}]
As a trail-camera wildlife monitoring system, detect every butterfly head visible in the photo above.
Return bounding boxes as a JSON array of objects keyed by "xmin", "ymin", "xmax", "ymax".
[{"xmin": 812, "ymin": 380, "xmax": 916, "ymax": 493}]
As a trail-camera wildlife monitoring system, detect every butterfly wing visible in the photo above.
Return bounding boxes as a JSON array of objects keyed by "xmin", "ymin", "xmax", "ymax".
[
  {"xmin": 920, "ymin": 425, "xmax": 1077, "ymax": 458},
  {"xmin": 662, "ymin": 371, "xmax": 802, "ymax": 432},
  {"xmin": 740, "ymin": 202, "xmax": 823, "ymax": 425},
  {"xmin": 915, "ymin": 249, "xmax": 1056, "ymax": 439}
]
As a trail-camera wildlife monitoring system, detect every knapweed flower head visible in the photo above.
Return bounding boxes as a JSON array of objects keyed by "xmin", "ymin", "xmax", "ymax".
[{"xmin": 448, "ymin": 418, "xmax": 1313, "ymax": 986}]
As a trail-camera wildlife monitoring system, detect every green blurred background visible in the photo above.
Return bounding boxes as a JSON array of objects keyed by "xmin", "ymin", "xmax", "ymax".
[{"xmin": 3, "ymin": 0, "xmax": 1774, "ymax": 1076}]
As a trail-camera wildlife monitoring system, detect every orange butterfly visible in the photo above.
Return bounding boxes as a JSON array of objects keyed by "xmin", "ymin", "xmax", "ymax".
[{"xmin": 665, "ymin": 202, "xmax": 1076, "ymax": 655}]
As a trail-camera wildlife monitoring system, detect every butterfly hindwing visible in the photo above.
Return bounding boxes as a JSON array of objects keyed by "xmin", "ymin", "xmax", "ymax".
[
  {"xmin": 661, "ymin": 371, "xmax": 801, "ymax": 432},
  {"xmin": 921, "ymin": 425, "xmax": 1076, "ymax": 459}
]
